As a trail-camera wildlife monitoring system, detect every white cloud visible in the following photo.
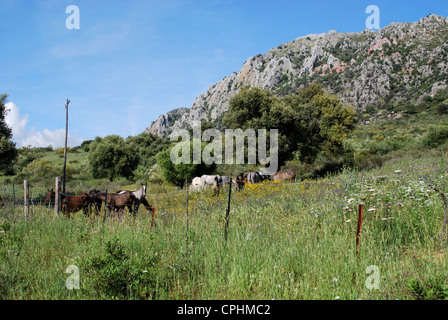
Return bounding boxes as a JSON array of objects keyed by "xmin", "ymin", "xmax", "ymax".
[
  {"xmin": 4, "ymin": 101, "xmax": 28, "ymax": 138},
  {"xmin": 5, "ymin": 101, "xmax": 85, "ymax": 148}
]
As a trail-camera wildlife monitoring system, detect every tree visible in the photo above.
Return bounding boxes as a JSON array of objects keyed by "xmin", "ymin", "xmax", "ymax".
[
  {"xmin": 80, "ymin": 140, "xmax": 94, "ymax": 152},
  {"xmin": 88, "ymin": 135, "xmax": 138, "ymax": 181},
  {"xmin": 156, "ymin": 139, "xmax": 216, "ymax": 188},
  {"xmin": 0, "ymin": 94, "xmax": 18, "ymax": 174},
  {"xmin": 126, "ymin": 132, "xmax": 170, "ymax": 168},
  {"xmin": 222, "ymin": 84, "xmax": 356, "ymax": 167}
]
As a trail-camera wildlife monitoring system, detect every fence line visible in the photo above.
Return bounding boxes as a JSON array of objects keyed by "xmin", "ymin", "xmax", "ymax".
[{"xmin": 0, "ymin": 163, "xmax": 446, "ymax": 217}]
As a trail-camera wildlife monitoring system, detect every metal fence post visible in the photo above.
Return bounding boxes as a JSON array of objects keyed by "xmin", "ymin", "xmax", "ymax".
[{"xmin": 224, "ymin": 181, "xmax": 232, "ymax": 241}]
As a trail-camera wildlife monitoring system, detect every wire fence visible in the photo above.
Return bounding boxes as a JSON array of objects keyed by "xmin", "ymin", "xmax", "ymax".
[{"xmin": 1, "ymin": 163, "xmax": 447, "ymax": 223}]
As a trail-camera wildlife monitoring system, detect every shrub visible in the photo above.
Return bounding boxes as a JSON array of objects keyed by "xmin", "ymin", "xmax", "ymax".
[
  {"xmin": 19, "ymin": 159, "xmax": 60, "ymax": 183},
  {"xmin": 88, "ymin": 135, "xmax": 139, "ymax": 181},
  {"xmin": 405, "ymin": 275, "xmax": 448, "ymax": 300},
  {"xmin": 83, "ymin": 238, "xmax": 160, "ymax": 299},
  {"xmin": 421, "ymin": 124, "xmax": 448, "ymax": 148},
  {"xmin": 437, "ymin": 104, "xmax": 448, "ymax": 115}
]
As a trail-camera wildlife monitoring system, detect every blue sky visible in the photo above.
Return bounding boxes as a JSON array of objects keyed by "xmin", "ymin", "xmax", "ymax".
[{"xmin": 1, "ymin": 0, "xmax": 447, "ymax": 147}]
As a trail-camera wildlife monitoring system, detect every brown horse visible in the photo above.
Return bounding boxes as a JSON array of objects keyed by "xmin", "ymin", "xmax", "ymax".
[
  {"xmin": 88, "ymin": 189, "xmax": 103, "ymax": 215},
  {"xmin": 116, "ymin": 185, "xmax": 151, "ymax": 215},
  {"xmin": 107, "ymin": 193, "xmax": 136, "ymax": 218},
  {"xmin": 272, "ymin": 171, "xmax": 296, "ymax": 182},
  {"xmin": 90, "ymin": 192, "xmax": 136, "ymax": 218},
  {"xmin": 116, "ymin": 190, "xmax": 152, "ymax": 215},
  {"xmin": 61, "ymin": 193, "xmax": 93, "ymax": 217},
  {"xmin": 44, "ymin": 189, "xmax": 56, "ymax": 206},
  {"xmin": 235, "ymin": 173, "xmax": 245, "ymax": 191}
]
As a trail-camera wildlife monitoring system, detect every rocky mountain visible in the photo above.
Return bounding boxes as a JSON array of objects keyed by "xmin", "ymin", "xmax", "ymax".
[{"xmin": 145, "ymin": 14, "xmax": 448, "ymax": 138}]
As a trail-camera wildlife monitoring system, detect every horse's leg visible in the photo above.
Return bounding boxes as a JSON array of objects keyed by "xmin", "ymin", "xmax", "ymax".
[
  {"xmin": 94, "ymin": 201, "xmax": 100, "ymax": 216},
  {"xmin": 133, "ymin": 200, "xmax": 140, "ymax": 216},
  {"xmin": 130, "ymin": 203, "xmax": 136, "ymax": 217}
]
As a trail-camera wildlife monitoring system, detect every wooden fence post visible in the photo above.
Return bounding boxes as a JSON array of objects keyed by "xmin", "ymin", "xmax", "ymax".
[
  {"xmin": 24, "ymin": 180, "xmax": 29, "ymax": 218},
  {"xmin": 54, "ymin": 176, "xmax": 61, "ymax": 217},
  {"xmin": 356, "ymin": 204, "xmax": 364, "ymax": 258},
  {"xmin": 151, "ymin": 207, "xmax": 155, "ymax": 229}
]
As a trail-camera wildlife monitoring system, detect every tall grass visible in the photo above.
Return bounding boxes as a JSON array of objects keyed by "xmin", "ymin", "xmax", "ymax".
[{"xmin": 1, "ymin": 155, "xmax": 447, "ymax": 300}]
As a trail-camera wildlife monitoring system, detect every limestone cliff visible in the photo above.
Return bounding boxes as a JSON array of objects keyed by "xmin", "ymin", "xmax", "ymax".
[{"xmin": 145, "ymin": 14, "xmax": 448, "ymax": 138}]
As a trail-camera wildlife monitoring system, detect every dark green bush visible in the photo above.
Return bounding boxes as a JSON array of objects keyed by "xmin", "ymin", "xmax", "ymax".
[
  {"xmin": 405, "ymin": 275, "xmax": 448, "ymax": 300},
  {"xmin": 421, "ymin": 124, "xmax": 448, "ymax": 147},
  {"xmin": 83, "ymin": 238, "xmax": 160, "ymax": 299},
  {"xmin": 437, "ymin": 104, "xmax": 448, "ymax": 115}
]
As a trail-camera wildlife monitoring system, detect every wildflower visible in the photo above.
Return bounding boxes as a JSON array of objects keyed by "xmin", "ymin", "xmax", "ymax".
[
  {"xmin": 397, "ymin": 202, "xmax": 402, "ymax": 207},
  {"xmin": 345, "ymin": 219, "xmax": 351, "ymax": 223},
  {"xmin": 347, "ymin": 198, "xmax": 355, "ymax": 203},
  {"xmin": 335, "ymin": 296, "xmax": 340, "ymax": 300},
  {"xmin": 394, "ymin": 170, "xmax": 403, "ymax": 173},
  {"xmin": 332, "ymin": 278, "xmax": 338, "ymax": 282},
  {"xmin": 368, "ymin": 207, "xmax": 376, "ymax": 212}
]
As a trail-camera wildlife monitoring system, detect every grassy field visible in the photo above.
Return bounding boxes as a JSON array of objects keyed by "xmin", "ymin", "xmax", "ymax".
[{"xmin": 1, "ymin": 150, "xmax": 448, "ymax": 300}]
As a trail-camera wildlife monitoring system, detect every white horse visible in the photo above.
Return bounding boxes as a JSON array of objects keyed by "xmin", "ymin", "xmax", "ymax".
[
  {"xmin": 190, "ymin": 175, "xmax": 223, "ymax": 193},
  {"xmin": 201, "ymin": 175, "xmax": 221, "ymax": 187},
  {"xmin": 190, "ymin": 176, "xmax": 206, "ymax": 191}
]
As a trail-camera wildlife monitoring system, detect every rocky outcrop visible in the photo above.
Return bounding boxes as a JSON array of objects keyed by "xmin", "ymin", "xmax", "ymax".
[{"xmin": 145, "ymin": 14, "xmax": 448, "ymax": 138}]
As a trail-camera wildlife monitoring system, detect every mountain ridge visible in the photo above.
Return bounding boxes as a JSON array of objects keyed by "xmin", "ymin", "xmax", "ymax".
[{"xmin": 145, "ymin": 14, "xmax": 448, "ymax": 138}]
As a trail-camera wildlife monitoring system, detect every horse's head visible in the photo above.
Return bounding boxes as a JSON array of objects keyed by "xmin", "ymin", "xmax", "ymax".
[{"xmin": 44, "ymin": 189, "xmax": 55, "ymax": 205}]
